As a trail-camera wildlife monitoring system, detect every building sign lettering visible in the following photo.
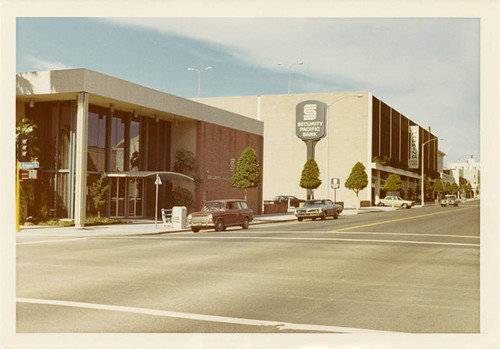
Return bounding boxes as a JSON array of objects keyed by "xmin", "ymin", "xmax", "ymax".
[
  {"xmin": 408, "ymin": 125, "xmax": 419, "ymax": 169},
  {"xmin": 295, "ymin": 100, "xmax": 327, "ymax": 141}
]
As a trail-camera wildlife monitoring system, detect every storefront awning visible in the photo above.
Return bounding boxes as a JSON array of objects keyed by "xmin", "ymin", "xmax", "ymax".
[{"xmin": 105, "ymin": 171, "xmax": 194, "ymax": 182}]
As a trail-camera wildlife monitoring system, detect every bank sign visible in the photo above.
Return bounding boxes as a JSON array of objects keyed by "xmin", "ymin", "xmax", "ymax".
[
  {"xmin": 408, "ymin": 125, "xmax": 419, "ymax": 169},
  {"xmin": 295, "ymin": 100, "xmax": 327, "ymax": 141}
]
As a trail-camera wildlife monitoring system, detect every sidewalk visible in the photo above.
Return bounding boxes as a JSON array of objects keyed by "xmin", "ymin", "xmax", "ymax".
[{"xmin": 16, "ymin": 205, "xmax": 411, "ymax": 238}]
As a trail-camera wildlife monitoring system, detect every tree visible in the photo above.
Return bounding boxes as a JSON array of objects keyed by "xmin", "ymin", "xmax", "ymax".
[
  {"xmin": 345, "ymin": 162, "xmax": 368, "ymax": 213},
  {"xmin": 299, "ymin": 159, "xmax": 322, "ymax": 199},
  {"xmin": 444, "ymin": 182, "xmax": 452, "ymax": 194},
  {"xmin": 418, "ymin": 175, "xmax": 432, "ymax": 201},
  {"xmin": 383, "ymin": 174, "xmax": 403, "ymax": 193},
  {"xmin": 91, "ymin": 174, "xmax": 110, "ymax": 218},
  {"xmin": 433, "ymin": 178, "xmax": 444, "ymax": 200},
  {"xmin": 231, "ymin": 147, "xmax": 261, "ymax": 201},
  {"xmin": 173, "ymin": 149, "xmax": 196, "ymax": 174},
  {"xmin": 451, "ymin": 182, "xmax": 459, "ymax": 195}
]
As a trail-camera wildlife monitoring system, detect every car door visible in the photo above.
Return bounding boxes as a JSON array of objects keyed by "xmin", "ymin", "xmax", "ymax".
[
  {"xmin": 326, "ymin": 200, "xmax": 335, "ymax": 215},
  {"xmin": 226, "ymin": 201, "xmax": 241, "ymax": 226}
]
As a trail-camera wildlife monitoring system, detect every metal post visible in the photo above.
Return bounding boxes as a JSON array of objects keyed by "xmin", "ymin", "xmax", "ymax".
[
  {"xmin": 421, "ymin": 143, "xmax": 425, "ymax": 207},
  {"xmin": 155, "ymin": 173, "xmax": 159, "ymax": 230},
  {"xmin": 16, "ymin": 161, "xmax": 20, "ymax": 232}
]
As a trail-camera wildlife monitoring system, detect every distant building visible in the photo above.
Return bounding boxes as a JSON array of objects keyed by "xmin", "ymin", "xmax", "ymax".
[
  {"xmin": 449, "ymin": 156, "xmax": 480, "ymax": 198},
  {"xmin": 196, "ymin": 93, "xmax": 441, "ymax": 207}
]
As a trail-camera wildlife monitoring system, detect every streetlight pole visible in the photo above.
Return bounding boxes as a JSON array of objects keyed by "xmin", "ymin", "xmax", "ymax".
[
  {"xmin": 187, "ymin": 66, "xmax": 213, "ymax": 97},
  {"xmin": 277, "ymin": 61, "xmax": 304, "ymax": 94},
  {"xmin": 421, "ymin": 137, "xmax": 441, "ymax": 207}
]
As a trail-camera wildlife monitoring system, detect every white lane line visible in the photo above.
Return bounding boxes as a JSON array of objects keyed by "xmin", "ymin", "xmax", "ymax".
[
  {"xmin": 328, "ymin": 231, "xmax": 479, "ymax": 239},
  {"xmin": 16, "ymin": 297, "xmax": 395, "ymax": 333},
  {"xmin": 16, "ymin": 237, "xmax": 90, "ymax": 245},
  {"xmin": 93, "ymin": 236, "xmax": 479, "ymax": 247}
]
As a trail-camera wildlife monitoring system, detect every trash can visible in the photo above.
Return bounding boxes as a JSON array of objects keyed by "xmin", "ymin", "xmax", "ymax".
[{"xmin": 172, "ymin": 206, "xmax": 187, "ymax": 229}]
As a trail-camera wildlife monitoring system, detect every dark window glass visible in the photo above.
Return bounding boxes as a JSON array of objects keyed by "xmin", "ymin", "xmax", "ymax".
[
  {"xmin": 87, "ymin": 111, "xmax": 107, "ymax": 172},
  {"xmin": 58, "ymin": 105, "xmax": 72, "ymax": 170},
  {"xmin": 129, "ymin": 116, "xmax": 141, "ymax": 171},
  {"xmin": 111, "ymin": 114, "xmax": 125, "ymax": 171}
]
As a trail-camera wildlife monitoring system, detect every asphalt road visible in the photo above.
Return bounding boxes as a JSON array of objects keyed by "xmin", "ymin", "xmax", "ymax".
[{"xmin": 16, "ymin": 202, "xmax": 480, "ymax": 333}]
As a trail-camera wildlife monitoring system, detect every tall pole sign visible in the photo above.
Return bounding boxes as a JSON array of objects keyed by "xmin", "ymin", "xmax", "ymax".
[
  {"xmin": 295, "ymin": 100, "xmax": 327, "ymax": 159},
  {"xmin": 296, "ymin": 100, "xmax": 327, "ymax": 199}
]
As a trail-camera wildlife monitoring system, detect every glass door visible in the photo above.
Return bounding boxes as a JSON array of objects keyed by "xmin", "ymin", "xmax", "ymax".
[
  {"xmin": 110, "ymin": 177, "xmax": 126, "ymax": 217},
  {"xmin": 127, "ymin": 178, "xmax": 143, "ymax": 217}
]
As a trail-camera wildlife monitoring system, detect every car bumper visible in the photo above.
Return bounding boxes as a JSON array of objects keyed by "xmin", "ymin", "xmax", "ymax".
[{"xmin": 295, "ymin": 211, "xmax": 322, "ymax": 218}]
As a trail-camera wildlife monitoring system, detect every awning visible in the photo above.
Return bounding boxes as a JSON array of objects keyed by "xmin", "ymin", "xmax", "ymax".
[{"xmin": 105, "ymin": 171, "xmax": 194, "ymax": 182}]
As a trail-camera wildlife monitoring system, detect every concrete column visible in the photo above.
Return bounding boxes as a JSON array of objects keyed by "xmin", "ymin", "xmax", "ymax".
[{"xmin": 74, "ymin": 92, "xmax": 89, "ymax": 227}]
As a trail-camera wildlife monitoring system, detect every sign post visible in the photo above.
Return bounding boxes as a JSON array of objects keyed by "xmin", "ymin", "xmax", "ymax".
[
  {"xmin": 331, "ymin": 178, "xmax": 340, "ymax": 203},
  {"xmin": 296, "ymin": 100, "xmax": 327, "ymax": 198},
  {"xmin": 155, "ymin": 174, "xmax": 162, "ymax": 229}
]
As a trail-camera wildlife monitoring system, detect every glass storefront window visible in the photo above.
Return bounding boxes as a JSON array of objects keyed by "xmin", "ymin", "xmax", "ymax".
[
  {"xmin": 111, "ymin": 114, "xmax": 125, "ymax": 171},
  {"xmin": 87, "ymin": 111, "xmax": 107, "ymax": 172},
  {"xmin": 130, "ymin": 116, "xmax": 141, "ymax": 171},
  {"xmin": 58, "ymin": 105, "xmax": 72, "ymax": 170}
]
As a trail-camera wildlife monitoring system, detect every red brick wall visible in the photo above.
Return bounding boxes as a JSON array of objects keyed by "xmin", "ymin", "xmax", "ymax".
[{"xmin": 195, "ymin": 121, "xmax": 263, "ymax": 214}]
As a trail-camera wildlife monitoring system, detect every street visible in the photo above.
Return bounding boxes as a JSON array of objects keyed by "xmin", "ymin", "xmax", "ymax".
[{"xmin": 16, "ymin": 201, "xmax": 479, "ymax": 333}]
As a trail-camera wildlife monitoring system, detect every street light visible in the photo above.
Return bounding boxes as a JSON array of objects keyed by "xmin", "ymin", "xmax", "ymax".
[
  {"xmin": 277, "ymin": 61, "xmax": 304, "ymax": 94},
  {"xmin": 187, "ymin": 66, "xmax": 213, "ymax": 97},
  {"xmin": 421, "ymin": 137, "xmax": 442, "ymax": 207}
]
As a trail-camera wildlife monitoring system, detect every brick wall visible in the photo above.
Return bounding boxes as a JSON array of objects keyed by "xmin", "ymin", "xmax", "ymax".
[{"xmin": 195, "ymin": 121, "xmax": 264, "ymax": 214}]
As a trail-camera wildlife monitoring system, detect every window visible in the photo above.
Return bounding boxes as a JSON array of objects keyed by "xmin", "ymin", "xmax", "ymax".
[
  {"xmin": 87, "ymin": 111, "xmax": 107, "ymax": 172},
  {"xmin": 111, "ymin": 113, "xmax": 125, "ymax": 171}
]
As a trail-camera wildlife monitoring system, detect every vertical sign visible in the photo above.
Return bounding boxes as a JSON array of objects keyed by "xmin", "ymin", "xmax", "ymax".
[{"xmin": 408, "ymin": 125, "xmax": 419, "ymax": 169}]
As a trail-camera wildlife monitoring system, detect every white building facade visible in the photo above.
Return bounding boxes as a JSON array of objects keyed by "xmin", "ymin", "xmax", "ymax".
[{"xmin": 196, "ymin": 93, "xmax": 441, "ymax": 208}]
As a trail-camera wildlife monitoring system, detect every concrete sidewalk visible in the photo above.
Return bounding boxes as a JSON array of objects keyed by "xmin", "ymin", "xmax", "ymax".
[{"xmin": 16, "ymin": 205, "xmax": 409, "ymax": 238}]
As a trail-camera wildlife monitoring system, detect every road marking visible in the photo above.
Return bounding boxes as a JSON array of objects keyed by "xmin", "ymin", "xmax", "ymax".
[
  {"xmin": 94, "ymin": 236, "xmax": 479, "ymax": 247},
  {"xmin": 16, "ymin": 297, "xmax": 395, "ymax": 333},
  {"xmin": 327, "ymin": 231, "xmax": 479, "ymax": 239},
  {"xmin": 333, "ymin": 207, "xmax": 475, "ymax": 232},
  {"xmin": 16, "ymin": 237, "xmax": 90, "ymax": 245}
]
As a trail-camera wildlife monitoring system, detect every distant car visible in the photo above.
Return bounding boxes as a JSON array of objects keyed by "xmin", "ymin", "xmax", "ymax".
[
  {"xmin": 187, "ymin": 199, "xmax": 253, "ymax": 232},
  {"xmin": 271, "ymin": 195, "xmax": 305, "ymax": 207},
  {"xmin": 294, "ymin": 199, "xmax": 343, "ymax": 221},
  {"xmin": 377, "ymin": 196, "xmax": 414, "ymax": 208},
  {"xmin": 440, "ymin": 194, "xmax": 458, "ymax": 207}
]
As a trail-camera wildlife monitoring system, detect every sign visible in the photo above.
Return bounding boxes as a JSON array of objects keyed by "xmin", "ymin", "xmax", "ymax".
[
  {"xmin": 155, "ymin": 176, "xmax": 162, "ymax": 185},
  {"xmin": 19, "ymin": 162, "xmax": 39, "ymax": 169},
  {"xmin": 408, "ymin": 126, "xmax": 419, "ymax": 169},
  {"xmin": 20, "ymin": 170, "xmax": 38, "ymax": 180},
  {"xmin": 331, "ymin": 178, "xmax": 340, "ymax": 189},
  {"xmin": 295, "ymin": 100, "xmax": 327, "ymax": 141}
]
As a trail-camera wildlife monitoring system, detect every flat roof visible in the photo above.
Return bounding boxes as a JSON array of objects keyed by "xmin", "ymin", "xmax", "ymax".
[{"xmin": 16, "ymin": 69, "xmax": 263, "ymax": 136}]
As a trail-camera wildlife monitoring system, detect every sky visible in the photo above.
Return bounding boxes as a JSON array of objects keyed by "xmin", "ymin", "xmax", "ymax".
[{"xmin": 16, "ymin": 17, "xmax": 480, "ymax": 166}]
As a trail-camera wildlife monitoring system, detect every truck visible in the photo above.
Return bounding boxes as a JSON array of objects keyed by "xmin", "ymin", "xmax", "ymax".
[{"xmin": 440, "ymin": 194, "xmax": 458, "ymax": 207}]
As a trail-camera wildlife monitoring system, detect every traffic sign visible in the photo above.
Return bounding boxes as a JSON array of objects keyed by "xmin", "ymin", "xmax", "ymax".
[{"xmin": 19, "ymin": 162, "xmax": 39, "ymax": 169}]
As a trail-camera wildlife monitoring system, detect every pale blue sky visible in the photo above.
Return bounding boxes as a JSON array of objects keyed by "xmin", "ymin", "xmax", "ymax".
[{"xmin": 16, "ymin": 17, "xmax": 480, "ymax": 165}]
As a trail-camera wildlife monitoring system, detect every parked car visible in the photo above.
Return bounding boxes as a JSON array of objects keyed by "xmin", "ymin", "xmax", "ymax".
[
  {"xmin": 440, "ymin": 194, "xmax": 458, "ymax": 207},
  {"xmin": 294, "ymin": 199, "xmax": 343, "ymax": 221},
  {"xmin": 377, "ymin": 196, "xmax": 414, "ymax": 208},
  {"xmin": 271, "ymin": 195, "xmax": 305, "ymax": 207},
  {"xmin": 187, "ymin": 199, "xmax": 253, "ymax": 232}
]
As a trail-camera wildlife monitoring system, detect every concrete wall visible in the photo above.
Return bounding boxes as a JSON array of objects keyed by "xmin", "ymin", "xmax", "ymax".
[{"xmin": 197, "ymin": 92, "xmax": 370, "ymax": 208}]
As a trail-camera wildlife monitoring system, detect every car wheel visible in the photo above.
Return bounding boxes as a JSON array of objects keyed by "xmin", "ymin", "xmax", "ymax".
[
  {"xmin": 191, "ymin": 227, "xmax": 200, "ymax": 233},
  {"xmin": 378, "ymin": 202, "xmax": 384, "ymax": 206},
  {"xmin": 321, "ymin": 213, "xmax": 326, "ymax": 220},
  {"xmin": 297, "ymin": 217, "xmax": 303, "ymax": 222},
  {"xmin": 214, "ymin": 219, "xmax": 225, "ymax": 232},
  {"xmin": 242, "ymin": 217, "xmax": 250, "ymax": 229},
  {"xmin": 402, "ymin": 203, "xmax": 408, "ymax": 209},
  {"xmin": 333, "ymin": 212, "xmax": 339, "ymax": 219}
]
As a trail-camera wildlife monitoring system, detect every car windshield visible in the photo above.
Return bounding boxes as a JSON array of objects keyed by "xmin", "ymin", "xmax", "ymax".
[
  {"xmin": 202, "ymin": 201, "xmax": 225, "ymax": 211},
  {"xmin": 304, "ymin": 200, "xmax": 323, "ymax": 206},
  {"xmin": 396, "ymin": 197, "xmax": 403, "ymax": 200}
]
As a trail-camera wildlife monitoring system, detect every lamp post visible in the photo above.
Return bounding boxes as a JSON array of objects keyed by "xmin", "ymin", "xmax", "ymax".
[
  {"xmin": 326, "ymin": 94, "xmax": 363, "ymax": 199},
  {"xmin": 421, "ymin": 137, "xmax": 441, "ymax": 207},
  {"xmin": 277, "ymin": 61, "xmax": 304, "ymax": 94},
  {"xmin": 187, "ymin": 66, "xmax": 212, "ymax": 97}
]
